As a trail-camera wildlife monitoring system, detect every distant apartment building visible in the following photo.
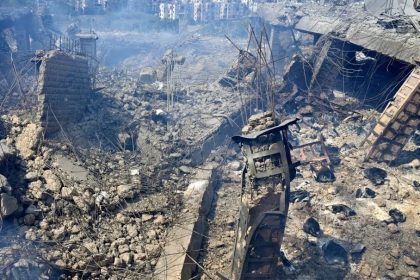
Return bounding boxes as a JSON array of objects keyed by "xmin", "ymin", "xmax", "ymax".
[
  {"xmin": 240, "ymin": 0, "xmax": 276, "ymax": 12},
  {"xmin": 75, "ymin": 0, "xmax": 108, "ymax": 14},
  {"xmin": 159, "ymin": 2, "xmax": 184, "ymax": 20},
  {"xmin": 218, "ymin": 1, "xmax": 245, "ymax": 20},
  {"xmin": 159, "ymin": 0, "xmax": 249, "ymax": 23},
  {"xmin": 192, "ymin": 1, "xmax": 218, "ymax": 22},
  {"xmin": 127, "ymin": 0, "xmax": 159, "ymax": 13}
]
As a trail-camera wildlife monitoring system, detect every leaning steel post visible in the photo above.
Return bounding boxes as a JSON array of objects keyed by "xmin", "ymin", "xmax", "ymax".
[{"xmin": 230, "ymin": 112, "xmax": 299, "ymax": 280}]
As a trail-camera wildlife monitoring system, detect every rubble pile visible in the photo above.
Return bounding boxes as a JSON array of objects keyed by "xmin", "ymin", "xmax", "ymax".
[
  {"xmin": 0, "ymin": 113, "xmax": 188, "ymax": 279},
  {"xmin": 94, "ymin": 66, "xmax": 254, "ymax": 157},
  {"xmin": 200, "ymin": 90, "xmax": 419, "ymax": 279},
  {"xmin": 0, "ymin": 33, "xmax": 253, "ymax": 279}
]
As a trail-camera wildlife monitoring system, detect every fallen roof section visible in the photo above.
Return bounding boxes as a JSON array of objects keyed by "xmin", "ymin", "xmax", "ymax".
[
  {"xmin": 295, "ymin": 15, "xmax": 420, "ymax": 65},
  {"xmin": 256, "ymin": 2, "xmax": 420, "ymax": 65}
]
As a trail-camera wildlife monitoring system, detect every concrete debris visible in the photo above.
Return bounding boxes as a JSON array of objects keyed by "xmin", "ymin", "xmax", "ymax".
[
  {"xmin": 15, "ymin": 123, "xmax": 42, "ymax": 159},
  {"xmin": 303, "ymin": 217, "xmax": 321, "ymax": 237},
  {"xmin": 139, "ymin": 67, "xmax": 157, "ymax": 84},
  {"xmin": 289, "ymin": 190, "xmax": 311, "ymax": 203},
  {"xmin": 322, "ymin": 240, "xmax": 348, "ymax": 266},
  {"xmin": 311, "ymin": 163, "xmax": 336, "ymax": 183},
  {"xmin": 328, "ymin": 204, "xmax": 357, "ymax": 217},
  {"xmin": 388, "ymin": 208, "xmax": 407, "ymax": 224},
  {"xmin": 42, "ymin": 170, "xmax": 62, "ymax": 193},
  {"xmin": 355, "ymin": 187, "xmax": 376, "ymax": 198},
  {"xmin": 0, "ymin": 193, "xmax": 18, "ymax": 217},
  {"xmin": 363, "ymin": 167, "xmax": 388, "ymax": 185}
]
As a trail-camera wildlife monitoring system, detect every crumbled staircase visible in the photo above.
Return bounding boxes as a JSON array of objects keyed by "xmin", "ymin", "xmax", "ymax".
[{"xmin": 364, "ymin": 67, "xmax": 420, "ymax": 162}]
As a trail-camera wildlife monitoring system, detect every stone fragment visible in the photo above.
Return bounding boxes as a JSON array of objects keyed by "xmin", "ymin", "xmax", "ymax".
[
  {"xmin": 43, "ymin": 170, "xmax": 62, "ymax": 193},
  {"xmin": 329, "ymin": 204, "xmax": 356, "ymax": 217},
  {"xmin": 154, "ymin": 215, "xmax": 165, "ymax": 225},
  {"xmin": 25, "ymin": 204, "xmax": 38, "ymax": 214},
  {"xmin": 0, "ymin": 193, "xmax": 18, "ymax": 217},
  {"xmin": 355, "ymin": 187, "xmax": 376, "ymax": 198},
  {"xmin": 322, "ymin": 240, "xmax": 348, "ymax": 265},
  {"xmin": 61, "ymin": 187, "xmax": 77, "ymax": 199},
  {"xmin": 360, "ymin": 263, "xmax": 372, "ymax": 276},
  {"xmin": 84, "ymin": 242, "xmax": 98, "ymax": 254},
  {"xmin": 134, "ymin": 254, "xmax": 146, "ymax": 266},
  {"xmin": 23, "ymin": 214, "xmax": 36, "ymax": 226},
  {"xmin": 147, "ymin": 229, "xmax": 157, "ymax": 240},
  {"xmin": 139, "ymin": 67, "xmax": 157, "ymax": 84},
  {"xmin": 227, "ymin": 230, "xmax": 235, "ymax": 238},
  {"xmin": 24, "ymin": 172, "xmax": 39, "ymax": 182},
  {"xmin": 39, "ymin": 220, "xmax": 49, "ymax": 230},
  {"xmin": 388, "ymin": 208, "xmax": 406, "ymax": 223},
  {"xmin": 25, "ymin": 230, "xmax": 37, "ymax": 241},
  {"xmin": 408, "ymin": 271, "xmax": 419, "ymax": 279},
  {"xmin": 389, "ymin": 248, "xmax": 400, "ymax": 258},
  {"xmin": 313, "ymin": 164, "xmax": 335, "ymax": 183},
  {"xmin": 145, "ymin": 244, "xmax": 160, "ymax": 258},
  {"xmin": 52, "ymin": 226, "xmax": 66, "ymax": 239},
  {"xmin": 15, "ymin": 123, "xmax": 42, "ymax": 159},
  {"xmin": 363, "ymin": 167, "xmax": 387, "ymax": 185},
  {"xmin": 210, "ymin": 240, "xmax": 225, "ymax": 249},
  {"xmin": 28, "ymin": 180, "xmax": 44, "ymax": 200},
  {"xmin": 120, "ymin": 252, "xmax": 133, "ymax": 265},
  {"xmin": 142, "ymin": 214, "xmax": 153, "ymax": 222},
  {"xmin": 327, "ymin": 186, "xmax": 338, "ymax": 195},
  {"xmin": 303, "ymin": 217, "xmax": 321, "ymax": 237},
  {"xmin": 126, "ymin": 224, "xmax": 138, "ymax": 238},
  {"xmin": 290, "ymin": 190, "xmax": 311, "ymax": 203},
  {"xmin": 179, "ymin": 166, "xmax": 193, "ymax": 174},
  {"xmin": 71, "ymin": 225, "xmax": 81, "ymax": 234},
  {"xmin": 113, "ymin": 257, "xmax": 122, "ymax": 266},
  {"xmin": 387, "ymin": 223, "xmax": 399, "ymax": 234},
  {"xmin": 0, "ymin": 174, "xmax": 10, "ymax": 192},
  {"xmin": 227, "ymin": 161, "xmax": 241, "ymax": 171},
  {"xmin": 118, "ymin": 244, "xmax": 129, "ymax": 254},
  {"xmin": 73, "ymin": 196, "xmax": 89, "ymax": 211},
  {"xmin": 404, "ymin": 256, "xmax": 418, "ymax": 267},
  {"xmin": 384, "ymin": 257, "xmax": 394, "ymax": 270},
  {"xmin": 116, "ymin": 213, "xmax": 129, "ymax": 223},
  {"xmin": 117, "ymin": 184, "xmax": 135, "ymax": 198},
  {"xmin": 350, "ymin": 243, "xmax": 366, "ymax": 261}
]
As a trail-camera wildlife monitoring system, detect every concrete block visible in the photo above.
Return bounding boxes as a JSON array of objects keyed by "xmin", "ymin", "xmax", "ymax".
[{"xmin": 154, "ymin": 165, "xmax": 216, "ymax": 280}]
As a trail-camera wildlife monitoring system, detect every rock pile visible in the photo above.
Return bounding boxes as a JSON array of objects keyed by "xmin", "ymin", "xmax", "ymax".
[{"xmin": 0, "ymin": 114, "xmax": 187, "ymax": 279}]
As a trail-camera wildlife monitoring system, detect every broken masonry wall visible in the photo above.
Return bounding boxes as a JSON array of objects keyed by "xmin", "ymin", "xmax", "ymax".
[{"xmin": 37, "ymin": 50, "xmax": 90, "ymax": 136}]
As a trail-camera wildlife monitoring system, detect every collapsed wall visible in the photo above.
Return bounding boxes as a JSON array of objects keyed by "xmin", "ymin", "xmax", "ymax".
[{"xmin": 36, "ymin": 50, "xmax": 90, "ymax": 136}]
